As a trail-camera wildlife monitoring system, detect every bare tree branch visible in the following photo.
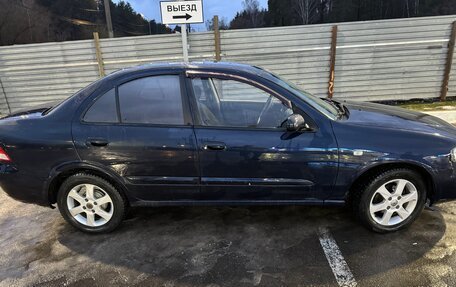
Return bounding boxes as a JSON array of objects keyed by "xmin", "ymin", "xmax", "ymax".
[
  {"xmin": 294, "ymin": 0, "xmax": 319, "ymax": 25},
  {"xmin": 243, "ymin": 0, "xmax": 262, "ymax": 27}
]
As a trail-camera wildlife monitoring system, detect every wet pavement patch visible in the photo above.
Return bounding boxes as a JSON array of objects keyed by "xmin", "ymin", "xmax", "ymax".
[{"xmin": 0, "ymin": 190, "xmax": 455, "ymax": 286}]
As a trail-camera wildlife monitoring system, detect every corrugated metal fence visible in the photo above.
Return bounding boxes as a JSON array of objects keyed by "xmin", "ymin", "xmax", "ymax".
[{"xmin": 0, "ymin": 15, "xmax": 455, "ymax": 115}]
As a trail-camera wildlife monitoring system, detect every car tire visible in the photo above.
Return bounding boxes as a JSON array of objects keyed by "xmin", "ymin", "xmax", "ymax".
[
  {"xmin": 352, "ymin": 168, "xmax": 427, "ymax": 233},
  {"xmin": 57, "ymin": 173, "xmax": 127, "ymax": 233}
]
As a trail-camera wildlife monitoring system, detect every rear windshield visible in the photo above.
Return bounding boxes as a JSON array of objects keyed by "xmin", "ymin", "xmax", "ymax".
[{"xmin": 43, "ymin": 78, "xmax": 104, "ymax": 116}]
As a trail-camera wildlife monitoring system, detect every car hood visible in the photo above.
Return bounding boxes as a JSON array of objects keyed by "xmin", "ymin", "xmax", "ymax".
[{"xmin": 340, "ymin": 100, "xmax": 456, "ymax": 137}]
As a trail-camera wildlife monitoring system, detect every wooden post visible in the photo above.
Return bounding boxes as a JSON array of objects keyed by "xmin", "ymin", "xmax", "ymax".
[
  {"xmin": 328, "ymin": 25, "xmax": 338, "ymax": 99},
  {"xmin": 440, "ymin": 21, "xmax": 456, "ymax": 101},
  {"xmin": 213, "ymin": 15, "xmax": 221, "ymax": 62},
  {"xmin": 0, "ymin": 77, "xmax": 11, "ymax": 114},
  {"xmin": 93, "ymin": 32, "xmax": 105, "ymax": 77}
]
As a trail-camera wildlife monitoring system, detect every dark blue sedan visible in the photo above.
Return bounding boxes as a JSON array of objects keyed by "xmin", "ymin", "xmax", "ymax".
[{"xmin": 0, "ymin": 62, "xmax": 455, "ymax": 233}]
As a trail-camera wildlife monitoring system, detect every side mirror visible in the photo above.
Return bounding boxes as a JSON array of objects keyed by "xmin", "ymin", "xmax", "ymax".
[{"xmin": 286, "ymin": 114, "xmax": 306, "ymax": 132}]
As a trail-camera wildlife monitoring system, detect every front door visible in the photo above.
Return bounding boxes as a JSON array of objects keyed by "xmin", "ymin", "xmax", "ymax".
[
  {"xmin": 72, "ymin": 73, "xmax": 199, "ymax": 202},
  {"xmin": 187, "ymin": 74, "xmax": 338, "ymax": 202}
]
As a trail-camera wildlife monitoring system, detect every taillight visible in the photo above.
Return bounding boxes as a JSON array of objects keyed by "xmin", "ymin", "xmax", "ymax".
[{"xmin": 0, "ymin": 147, "xmax": 11, "ymax": 162}]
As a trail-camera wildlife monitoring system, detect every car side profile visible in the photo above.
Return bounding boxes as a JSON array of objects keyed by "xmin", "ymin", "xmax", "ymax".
[{"xmin": 1, "ymin": 62, "xmax": 456, "ymax": 233}]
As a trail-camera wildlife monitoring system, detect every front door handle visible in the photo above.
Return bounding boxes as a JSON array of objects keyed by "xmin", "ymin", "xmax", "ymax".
[
  {"xmin": 87, "ymin": 138, "xmax": 109, "ymax": 147},
  {"xmin": 203, "ymin": 142, "xmax": 226, "ymax": 151}
]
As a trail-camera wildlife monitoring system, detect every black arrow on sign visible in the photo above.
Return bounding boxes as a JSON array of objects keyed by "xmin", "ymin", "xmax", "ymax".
[{"xmin": 173, "ymin": 13, "xmax": 192, "ymax": 20}]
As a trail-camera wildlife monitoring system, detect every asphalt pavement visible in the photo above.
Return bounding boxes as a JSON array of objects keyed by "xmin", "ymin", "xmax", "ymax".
[{"xmin": 1, "ymin": 189, "xmax": 456, "ymax": 287}]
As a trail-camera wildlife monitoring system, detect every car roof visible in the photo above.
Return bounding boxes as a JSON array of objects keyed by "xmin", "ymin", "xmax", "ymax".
[
  {"xmin": 48, "ymin": 61, "xmax": 281, "ymax": 119},
  {"xmin": 107, "ymin": 61, "xmax": 266, "ymax": 79}
]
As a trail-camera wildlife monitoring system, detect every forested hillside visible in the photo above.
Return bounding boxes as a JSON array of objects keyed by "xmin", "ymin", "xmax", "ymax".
[
  {"xmin": 1, "ymin": 0, "xmax": 455, "ymax": 46},
  {"xmin": 230, "ymin": 0, "xmax": 456, "ymax": 28},
  {"xmin": 0, "ymin": 0, "xmax": 171, "ymax": 46}
]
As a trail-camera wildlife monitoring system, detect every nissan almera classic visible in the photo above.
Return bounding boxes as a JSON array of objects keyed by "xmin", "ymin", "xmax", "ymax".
[{"xmin": 1, "ymin": 62, "xmax": 455, "ymax": 233}]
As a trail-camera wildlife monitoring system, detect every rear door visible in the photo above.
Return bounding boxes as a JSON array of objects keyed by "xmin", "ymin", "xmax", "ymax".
[{"xmin": 72, "ymin": 72, "xmax": 199, "ymax": 202}]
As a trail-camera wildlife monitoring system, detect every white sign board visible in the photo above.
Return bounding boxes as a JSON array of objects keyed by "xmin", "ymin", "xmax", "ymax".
[{"xmin": 160, "ymin": 0, "xmax": 204, "ymax": 25}]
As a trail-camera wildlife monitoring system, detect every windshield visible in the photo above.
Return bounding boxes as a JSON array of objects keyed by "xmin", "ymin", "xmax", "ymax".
[{"xmin": 259, "ymin": 70, "xmax": 340, "ymax": 119}]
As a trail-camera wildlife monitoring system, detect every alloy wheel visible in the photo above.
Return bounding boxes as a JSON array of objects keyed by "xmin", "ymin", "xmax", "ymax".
[
  {"xmin": 66, "ymin": 183, "xmax": 114, "ymax": 227},
  {"xmin": 369, "ymin": 179, "xmax": 418, "ymax": 226}
]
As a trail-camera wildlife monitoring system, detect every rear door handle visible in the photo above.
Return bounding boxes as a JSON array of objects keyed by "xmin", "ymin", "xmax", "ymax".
[
  {"xmin": 203, "ymin": 142, "xmax": 226, "ymax": 151},
  {"xmin": 87, "ymin": 138, "xmax": 109, "ymax": 147}
]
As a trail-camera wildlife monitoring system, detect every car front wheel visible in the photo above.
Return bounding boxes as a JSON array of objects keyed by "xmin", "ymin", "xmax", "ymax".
[
  {"xmin": 353, "ymin": 168, "xmax": 427, "ymax": 233},
  {"xmin": 57, "ymin": 174, "xmax": 127, "ymax": 233}
]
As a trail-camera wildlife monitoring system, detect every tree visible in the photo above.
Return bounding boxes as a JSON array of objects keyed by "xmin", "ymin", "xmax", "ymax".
[
  {"xmin": 0, "ymin": 0, "xmax": 53, "ymax": 46},
  {"xmin": 230, "ymin": 0, "xmax": 267, "ymax": 29},
  {"xmin": 149, "ymin": 20, "xmax": 172, "ymax": 34},
  {"xmin": 243, "ymin": 0, "xmax": 262, "ymax": 27},
  {"xmin": 266, "ymin": 0, "xmax": 456, "ymax": 26},
  {"xmin": 0, "ymin": 0, "xmax": 172, "ymax": 46},
  {"xmin": 37, "ymin": 0, "xmax": 101, "ymax": 41},
  {"xmin": 294, "ymin": 0, "xmax": 319, "ymax": 24},
  {"xmin": 206, "ymin": 17, "xmax": 229, "ymax": 31},
  {"xmin": 267, "ymin": 0, "xmax": 296, "ymax": 26}
]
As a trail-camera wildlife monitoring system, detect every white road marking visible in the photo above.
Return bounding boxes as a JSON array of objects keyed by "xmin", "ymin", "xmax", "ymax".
[{"xmin": 318, "ymin": 227, "xmax": 357, "ymax": 287}]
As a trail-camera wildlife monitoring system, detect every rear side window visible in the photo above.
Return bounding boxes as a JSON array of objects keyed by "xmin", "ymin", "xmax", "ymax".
[
  {"xmin": 118, "ymin": 75, "xmax": 184, "ymax": 125},
  {"xmin": 83, "ymin": 89, "xmax": 118, "ymax": 123}
]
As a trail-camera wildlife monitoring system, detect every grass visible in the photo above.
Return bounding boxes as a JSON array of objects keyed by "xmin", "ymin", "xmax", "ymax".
[{"xmin": 393, "ymin": 98, "xmax": 456, "ymax": 111}]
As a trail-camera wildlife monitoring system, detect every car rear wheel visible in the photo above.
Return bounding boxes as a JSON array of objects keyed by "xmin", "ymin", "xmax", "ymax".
[
  {"xmin": 352, "ymin": 168, "xmax": 427, "ymax": 233},
  {"xmin": 57, "ymin": 174, "xmax": 127, "ymax": 233}
]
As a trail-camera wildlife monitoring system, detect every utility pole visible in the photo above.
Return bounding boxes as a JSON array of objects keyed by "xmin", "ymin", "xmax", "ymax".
[
  {"xmin": 103, "ymin": 0, "xmax": 114, "ymax": 38},
  {"xmin": 21, "ymin": 0, "xmax": 33, "ymax": 42},
  {"xmin": 26, "ymin": 8, "xmax": 33, "ymax": 42}
]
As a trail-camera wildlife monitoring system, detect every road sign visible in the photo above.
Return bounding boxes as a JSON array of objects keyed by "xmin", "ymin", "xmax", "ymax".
[{"xmin": 160, "ymin": 0, "xmax": 204, "ymax": 25}]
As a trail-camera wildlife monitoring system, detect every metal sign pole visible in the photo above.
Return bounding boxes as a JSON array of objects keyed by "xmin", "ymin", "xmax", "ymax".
[
  {"xmin": 161, "ymin": 0, "xmax": 203, "ymax": 62},
  {"xmin": 181, "ymin": 23, "xmax": 189, "ymax": 62}
]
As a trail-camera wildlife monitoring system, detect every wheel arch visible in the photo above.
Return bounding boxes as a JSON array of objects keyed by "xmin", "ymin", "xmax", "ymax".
[
  {"xmin": 346, "ymin": 161, "xmax": 436, "ymax": 203},
  {"xmin": 45, "ymin": 162, "xmax": 130, "ymax": 206}
]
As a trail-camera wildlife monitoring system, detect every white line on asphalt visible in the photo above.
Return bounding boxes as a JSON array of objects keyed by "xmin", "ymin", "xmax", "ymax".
[{"xmin": 318, "ymin": 227, "xmax": 357, "ymax": 287}]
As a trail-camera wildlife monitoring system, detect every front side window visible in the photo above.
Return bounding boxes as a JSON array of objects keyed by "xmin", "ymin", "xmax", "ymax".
[
  {"xmin": 191, "ymin": 78, "xmax": 293, "ymax": 129},
  {"xmin": 258, "ymin": 69, "xmax": 339, "ymax": 119},
  {"xmin": 118, "ymin": 75, "xmax": 184, "ymax": 125},
  {"xmin": 83, "ymin": 88, "xmax": 118, "ymax": 123}
]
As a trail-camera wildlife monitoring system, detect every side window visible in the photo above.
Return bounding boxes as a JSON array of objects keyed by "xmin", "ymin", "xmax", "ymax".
[
  {"xmin": 83, "ymin": 88, "xmax": 118, "ymax": 123},
  {"xmin": 118, "ymin": 75, "xmax": 184, "ymax": 125},
  {"xmin": 213, "ymin": 78, "xmax": 269, "ymax": 102},
  {"xmin": 191, "ymin": 78, "xmax": 293, "ymax": 128}
]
